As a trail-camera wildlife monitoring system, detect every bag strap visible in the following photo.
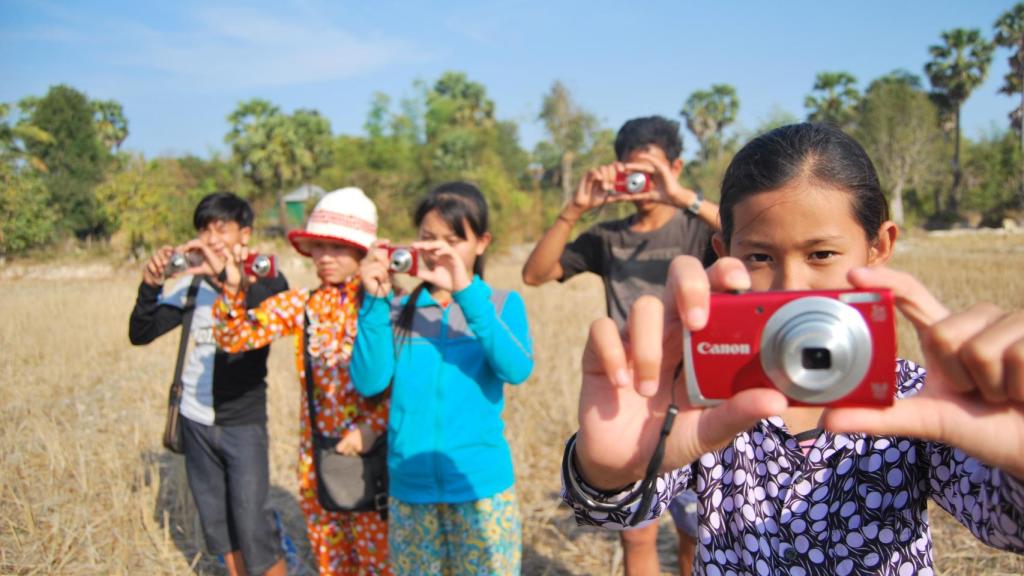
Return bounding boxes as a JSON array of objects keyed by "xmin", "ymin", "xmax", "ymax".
[
  {"xmin": 302, "ymin": 300, "xmax": 320, "ymax": 437},
  {"xmin": 170, "ymin": 276, "xmax": 202, "ymax": 402}
]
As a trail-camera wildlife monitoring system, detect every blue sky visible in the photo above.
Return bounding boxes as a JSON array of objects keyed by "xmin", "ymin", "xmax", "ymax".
[{"xmin": 1, "ymin": 0, "xmax": 1018, "ymax": 159}]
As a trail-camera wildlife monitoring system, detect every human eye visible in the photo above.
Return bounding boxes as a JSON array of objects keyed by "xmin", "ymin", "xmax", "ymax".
[
  {"xmin": 808, "ymin": 250, "xmax": 839, "ymax": 262},
  {"xmin": 743, "ymin": 253, "xmax": 772, "ymax": 265}
]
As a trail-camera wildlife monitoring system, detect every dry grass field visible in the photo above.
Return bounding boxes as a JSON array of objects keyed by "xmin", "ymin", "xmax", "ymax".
[{"xmin": 2, "ymin": 229, "xmax": 1023, "ymax": 575}]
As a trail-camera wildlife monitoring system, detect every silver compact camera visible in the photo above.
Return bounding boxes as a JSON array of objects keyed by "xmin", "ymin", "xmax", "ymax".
[{"xmin": 164, "ymin": 251, "xmax": 204, "ymax": 278}]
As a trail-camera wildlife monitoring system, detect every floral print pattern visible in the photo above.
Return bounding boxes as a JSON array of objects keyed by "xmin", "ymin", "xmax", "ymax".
[
  {"xmin": 215, "ymin": 280, "xmax": 391, "ymax": 575},
  {"xmin": 389, "ymin": 488, "xmax": 521, "ymax": 576}
]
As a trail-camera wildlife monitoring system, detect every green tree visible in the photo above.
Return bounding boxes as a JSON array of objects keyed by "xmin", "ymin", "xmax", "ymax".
[
  {"xmin": 424, "ymin": 72, "xmax": 498, "ymax": 175},
  {"xmin": 857, "ymin": 71, "xmax": 943, "ymax": 225},
  {"xmin": 681, "ymin": 84, "xmax": 740, "ymax": 162},
  {"xmin": 962, "ymin": 128, "xmax": 1022, "ymax": 223},
  {"xmin": 0, "ymin": 103, "xmax": 57, "ymax": 256},
  {"xmin": 925, "ymin": 28, "xmax": 995, "ymax": 214},
  {"xmin": 92, "ymin": 99, "xmax": 129, "ymax": 152},
  {"xmin": 25, "ymin": 85, "xmax": 110, "ymax": 237},
  {"xmin": 0, "ymin": 167, "xmax": 57, "ymax": 257},
  {"xmin": 225, "ymin": 99, "xmax": 333, "ymax": 232},
  {"xmin": 804, "ymin": 72, "xmax": 860, "ymax": 130},
  {"xmin": 995, "ymin": 2, "xmax": 1024, "ymax": 207},
  {"xmin": 94, "ymin": 155, "xmax": 204, "ymax": 255},
  {"xmin": 539, "ymin": 81, "xmax": 597, "ymax": 203},
  {"xmin": 1, "ymin": 102, "xmax": 52, "ymax": 171}
]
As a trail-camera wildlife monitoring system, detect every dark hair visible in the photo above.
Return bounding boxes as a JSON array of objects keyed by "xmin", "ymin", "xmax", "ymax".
[
  {"xmin": 193, "ymin": 192, "xmax": 254, "ymax": 230},
  {"xmin": 395, "ymin": 181, "xmax": 491, "ymax": 344},
  {"xmin": 614, "ymin": 116, "xmax": 683, "ymax": 162},
  {"xmin": 719, "ymin": 123, "xmax": 888, "ymax": 246}
]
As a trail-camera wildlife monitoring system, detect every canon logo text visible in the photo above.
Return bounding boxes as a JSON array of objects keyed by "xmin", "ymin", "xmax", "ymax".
[{"xmin": 696, "ymin": 342, "xmax": 751, "ymax": 355}]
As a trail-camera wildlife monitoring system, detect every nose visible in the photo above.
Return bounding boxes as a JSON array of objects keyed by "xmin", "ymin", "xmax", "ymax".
[{"xmin": 771, "ymin": 260, "xmax": 810, "ymax": 291}]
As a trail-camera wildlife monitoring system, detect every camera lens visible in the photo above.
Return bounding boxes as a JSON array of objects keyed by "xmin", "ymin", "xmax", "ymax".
[
  {"xmin": 250, "ymin": 255, "xmax": 271, "ymax": 277},
  {"xmin": 625, "ymin": 172, "xmax": 648, "ymax": 194},
  {"xmin": 801, "ymin": 348, "xmax": 831, "ymax": 370},
  {"xmin": 760, "ymin": 296, "xmax": 872, "ymax": 404},
  {"xmin": 164, "ymin": 252, "xmax": 188, "ymax": 278},
  {"xmin": 390, "ymin": 249, "xmax": 413, "ymax": 273}
]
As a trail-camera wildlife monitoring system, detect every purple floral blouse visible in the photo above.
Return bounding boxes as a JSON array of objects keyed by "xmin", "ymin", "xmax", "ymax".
[{"xmin": 562, "ymin": 360, "xmax": 1024, "ymax": 575}]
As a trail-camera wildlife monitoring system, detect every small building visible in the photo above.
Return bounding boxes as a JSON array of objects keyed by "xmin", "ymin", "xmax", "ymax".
[{"xmin": 283, "ymin": 184, "xmax": 326, "ymax": 228}]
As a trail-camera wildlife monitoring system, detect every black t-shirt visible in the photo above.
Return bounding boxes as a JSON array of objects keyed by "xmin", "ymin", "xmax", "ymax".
[
  {"xmin": 129, "ymin": 273, "xmax": 289, "ymax": 426},
  {"xmin": 559, "ymin": 209, "xmax": 713, "ymax": 329}
]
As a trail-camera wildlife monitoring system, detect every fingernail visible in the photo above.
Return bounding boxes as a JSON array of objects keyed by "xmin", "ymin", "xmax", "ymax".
[
  {"xmin": 726, "ymin": 270, "xmax": 750, "ymax": 289},
  {"xmin": 688, "ymin": 307, "xmax": 707, "ymax": 327},
  {"xmin": 638, "ymin": 379, "xmax": 658, "ymax": 397},
  {"xmin": 613, "ymin": 369, "xmax": 630, "ymax": 388}
]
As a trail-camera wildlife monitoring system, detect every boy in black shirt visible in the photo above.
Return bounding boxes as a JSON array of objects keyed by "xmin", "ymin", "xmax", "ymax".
[
  {"xmin": 129, "ymin": 192, "xmax": 289, "ymax": 576},
  {"xmin": 523, "ymin": 116, "xmax": 718, "ymax": 575}
]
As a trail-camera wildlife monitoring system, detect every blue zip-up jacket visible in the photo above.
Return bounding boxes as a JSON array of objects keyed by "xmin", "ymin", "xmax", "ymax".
[{"xmin": 351, "ymin": 276, "xmax": 533, "ymax": 504}]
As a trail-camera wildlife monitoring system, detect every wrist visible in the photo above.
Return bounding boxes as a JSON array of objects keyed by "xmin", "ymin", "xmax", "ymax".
[
  {"xmin": 682, "ymin": 189, "xmax": 703, "ymax": 215},
  {"xmin": 574, "ymin": 436, "xmax": 642, "ymax": 492},
  {"xmin": 559, "ymin": 206, "xmax": 583, "ymax": 225}
]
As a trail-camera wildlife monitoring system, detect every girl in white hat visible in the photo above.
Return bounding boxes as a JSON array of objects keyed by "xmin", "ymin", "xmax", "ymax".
[{"xmin": 211, "ymin": 187, "xmax": 391, "ymax": 576}]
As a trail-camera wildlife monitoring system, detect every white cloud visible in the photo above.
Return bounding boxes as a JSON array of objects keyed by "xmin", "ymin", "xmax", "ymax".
[
  {"xmin": 131, "ymin": 5, "xmax": 430, "ymax": 88},
  {"xmin": 8, "ymin": 2, "xmax": 432, "ymax": 90}
]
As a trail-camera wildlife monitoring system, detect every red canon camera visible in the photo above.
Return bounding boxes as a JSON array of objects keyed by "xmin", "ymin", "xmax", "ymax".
[
  {"xmin": 387, "ymin": 246, "xmax": 419, "ymax": 275},
  {"xmin": 613, "ymin": 171, "xmax": 652, "ymax": 194},
  {"xmin": 682, "ymin": 289, "xmax": 896, "ymax": 407},
  {"xmin": 243, "ymin": 253, "xmax": 277, "ymax": 279}
]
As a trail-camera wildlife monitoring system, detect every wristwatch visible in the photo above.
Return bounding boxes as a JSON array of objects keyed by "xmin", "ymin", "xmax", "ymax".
[{"xmin": 686, "ymin": 191, "xmax": 704, "ymax": 216}]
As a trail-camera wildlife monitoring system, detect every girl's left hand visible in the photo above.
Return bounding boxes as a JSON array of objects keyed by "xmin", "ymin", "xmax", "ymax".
[
  {"xmin": 824, "ymin": 267, "xmax": 1024, "ymax": 480},
  {"xmin": 336, "ymin": 426, "xmax": 380, "ymax": 455},
  {"xmin": 411, "ymin": 240, "xmax": 472, "ymax": 293},
  {"xmin": 335, "ymin": 428, "xmax": 364, "ymax": 456}
]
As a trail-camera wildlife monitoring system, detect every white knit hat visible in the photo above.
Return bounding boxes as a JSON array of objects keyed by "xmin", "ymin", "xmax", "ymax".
[{"xmin": 287, "ymin": 187, "xmax": 377, "ymax": 255}]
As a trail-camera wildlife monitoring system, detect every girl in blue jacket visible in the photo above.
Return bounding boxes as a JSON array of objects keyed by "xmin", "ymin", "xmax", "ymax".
[{"xmin": 352, "ymin": 181, "xmax": 534, "ymax": 575}]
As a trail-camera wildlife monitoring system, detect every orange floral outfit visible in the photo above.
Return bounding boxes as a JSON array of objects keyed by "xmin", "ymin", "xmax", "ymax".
[{"xmin": 214, "ymin": 279, "xmax": 390, "ymax": 575}]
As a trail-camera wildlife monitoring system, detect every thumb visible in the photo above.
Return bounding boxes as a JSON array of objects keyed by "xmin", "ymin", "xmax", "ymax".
[
  {"xmin": 823, "ymin": 395, "xmax": 944, "ymax": 441},
  {"xmin": 692, "ymin": 389, "xmax": 789, "ymax": 455}
]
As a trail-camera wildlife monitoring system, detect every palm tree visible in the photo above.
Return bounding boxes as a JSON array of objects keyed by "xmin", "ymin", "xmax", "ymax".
[
  {"xmin": 995, "ymin": 3, "xmax": 1024, "ymax": 207},
  {"xmin": 925, "ymin": 28, "xmax": 995, "ymax": 214},
  {"xmin": 226, "ymin": 100, "xmax": 332, "ymax": 232},
  {"xmin": 804, "ymin": 72, "xmax": 860, "ymax": 130},
  {"xmin": 92, "ymin": 100, "xmax": 129, "ymax": 152},
  {"xmin": 681, "ymin": 84, "xmax": 739, "ymax": 163},
  {"xmin": 0, "ymin": 103, "xmax": 53, "ymax": 172}
]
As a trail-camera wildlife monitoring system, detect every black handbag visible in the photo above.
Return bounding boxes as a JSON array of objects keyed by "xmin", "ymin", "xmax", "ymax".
[
  {"xmin": 163, "ymin": 277, "xmax": 201, "ymax": 454},
  {"xmin": 303, "ymin": 305, "xmax": 388, "ymax": 516}
]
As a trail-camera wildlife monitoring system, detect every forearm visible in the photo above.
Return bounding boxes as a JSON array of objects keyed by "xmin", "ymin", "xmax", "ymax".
[
  {"xmin": 128, "ymin": 283, "xmax": 182, "ymax": 344},
  {"xmin": 350, "ymin": 295, "xmax": 397, "ymax": 397},
  {"xmin": 455, "ymin": 282, "xmax": 533, "ymax": 384},
  {"xmin": 213, "ymin": 289, "xmax": 296, "ymax": 353},
  {"xmin": 522, "ymin": 206, "xmax": 581, "ymax": 285},
  {"xmin": 694, "ymin": 198, "xmax": 721, "ymax": 232}
]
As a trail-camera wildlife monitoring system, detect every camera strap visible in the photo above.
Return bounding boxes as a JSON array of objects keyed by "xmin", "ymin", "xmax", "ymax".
[
  {"xmin": 171, "ymin": 277, "xmax": 202, "ymax": 392},
  {"xmin": 563, "ymin": 362, "xmax": 682, "ymax": 526}
]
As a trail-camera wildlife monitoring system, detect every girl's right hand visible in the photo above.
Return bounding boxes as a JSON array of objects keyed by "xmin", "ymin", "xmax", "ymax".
[
  {"xmin": 360, "ymin": 240, "xmax": 393, "ymax": 298},
  {"xmin": 575, "ymin": 256, "xmax": 789, "ymax": 490}
]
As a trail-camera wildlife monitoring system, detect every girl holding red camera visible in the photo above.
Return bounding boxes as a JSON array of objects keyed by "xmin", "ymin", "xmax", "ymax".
[
  {"xmin": 563, "ymin": 123, "xmax": 1024, "ymax": 575},
  {"xmin": 352, "ymin": 182, "xmax": 534, "ymax": 575},
  {"xmin": 212, "ymin": 187, "xmax": 391, "ymax": 576}
]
